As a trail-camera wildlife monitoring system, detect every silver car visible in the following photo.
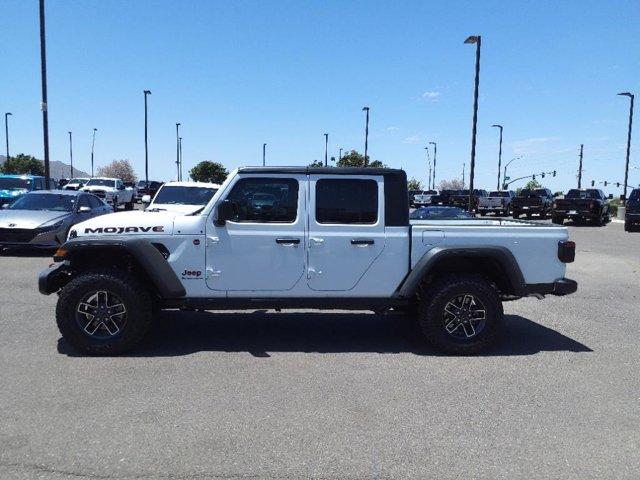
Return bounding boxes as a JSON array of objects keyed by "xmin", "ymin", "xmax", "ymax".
[{"xmin": 0, "ymin": 190, "xmax": 111, "ymax": 250}]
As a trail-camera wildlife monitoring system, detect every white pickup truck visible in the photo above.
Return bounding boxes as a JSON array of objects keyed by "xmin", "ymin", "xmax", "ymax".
[
  {"xmin": 81, "ymin": 178, "xmax": 135, "ymax": 211},
  {"xmin": 40, "ymin": 167, "xmax": 577, "ymax": 355}
]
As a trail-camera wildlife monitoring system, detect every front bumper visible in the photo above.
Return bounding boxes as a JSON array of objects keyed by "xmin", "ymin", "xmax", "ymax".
[
  {"xmin": 0, "ymin": 229, "xmax": 63, "ymax": 249},
  {"xmin": 39, "ymin": 262, "xmax": 72, "ymax": 294}
]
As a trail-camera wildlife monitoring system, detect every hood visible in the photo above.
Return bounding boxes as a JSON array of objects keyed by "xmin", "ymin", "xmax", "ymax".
[
  {"xmin": 72, "ymin": 210, "xmax": 177, "ymax": 238},
  {"xmin": 0, "ymin": 189, "xmax": 28, "ymax": 199},
  {"xmin": 0, "ymin": 210, "xmax": 70, "ymax": 229},
  {"xmin": 82, "ymin": 185, "xmax": 113, "ymax": 192},
  {"xmin": 146, "ymin": 204, "xmax": 204, "ymax": 214}
]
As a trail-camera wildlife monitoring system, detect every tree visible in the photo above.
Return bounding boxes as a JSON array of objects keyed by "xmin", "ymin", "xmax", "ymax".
[
  {"xmin": 438, "ymin": 179, "xmax": 465, "ymax": 190},
  {"xmin": 1, "ymin": 154, "xmax": 44, "ymax": 175},
  {"xmin": 407, "ymin": 177, "xmax": 422, "ymax": 190},
  {"xmin": 308, "ymin": 159, "xmax": 324, "ymax": 168},
  {"xmin": 524, "ymin": 179, "xmax": 542, "ymax": 190},
  {"xmin": 336, "ymin": 150, "xmax": 387, "ymax": 168},
  {"xmin": 96, "ymin": 159, "xmax": 137, "ymax": 183},
  {"xmin": 189, "ymin": 161, "xmax": 228, "ymax": 184}
]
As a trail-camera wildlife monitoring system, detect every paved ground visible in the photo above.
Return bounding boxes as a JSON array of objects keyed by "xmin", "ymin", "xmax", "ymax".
[{"xmin": 1, "ymin": 220, "xmax": 639, "ymax": 479}]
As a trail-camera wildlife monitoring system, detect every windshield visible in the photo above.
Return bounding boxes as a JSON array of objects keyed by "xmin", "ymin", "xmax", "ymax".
[
  {"xmin": 86, "ymin": 179, "xmax": 115, "ymax": 187},
  {"xmin": 152, "ymin": 186, "xmax": 217, "ymax": 205},
  {"xmin": 440, "ymin": 190, "xmax": 459, "ymax": 195},
  {"xmin": 410, "ymin": 207, "xmax": 474, "ymax": 220},
  {"xmin": 565, "ymin": 189, "xmax": 600, "ymax": 199},
  {"xmin": 519, "ymin": 189, "xmax": 545, "ymax": 197},
  {"xmin": 0, "ymin": 177, "xmax": 33, "ymax": 190},
  {"xmin": 68, "ymin": 178, "xmax": 88, "ymax": 184},
  {"xmin": 423, "ymin": 190, "xmax": 438, "ymax": 195},
  {"xmin": 9, "ymin": 193, "xmax": 75, "ymax": 212},
  {"xmin": 490, "ymin": 191, "xmax": 511, "ymax": 197}
]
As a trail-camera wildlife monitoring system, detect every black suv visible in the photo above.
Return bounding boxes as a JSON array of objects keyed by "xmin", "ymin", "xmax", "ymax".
[{"xmin": 625, "ymin": 189, "xmax": 640, "ymax": 232}]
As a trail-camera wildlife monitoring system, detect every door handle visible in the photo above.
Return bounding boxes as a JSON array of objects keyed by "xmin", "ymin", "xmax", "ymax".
[
  {"xmin": 275, "ymin": 238, "xmax": 300, "ymax": 246},
  {"xmin": 309, "ymin": 237, "xmax": 324, "ymax": 246},
  {"xmin": 351, "ymin": 239, "xmax": 374, "ymax": 246}
]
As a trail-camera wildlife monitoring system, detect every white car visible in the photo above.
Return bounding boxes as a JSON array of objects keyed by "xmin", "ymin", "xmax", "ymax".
[
  {"xmin": 81, "ymin": 178, "xmax": 135, "ymax": 210},
  {"xmin": 41, "ymin": 167, "xmax": 577, "ymax": 356},
  {"xmin": 62, "ymin": 178, "xmax": 90, "ymax": 191},
  {"xmin": 143, "ymin": 181, "xmax": 220, "ymax": 214}
]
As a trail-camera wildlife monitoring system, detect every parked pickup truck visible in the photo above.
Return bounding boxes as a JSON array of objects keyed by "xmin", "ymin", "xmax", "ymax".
[
  {"xmin": 413, "ymin": 190, "xmax": 438, "ymax": 207},
  {"xmin": 39, "ymin": 167, "xmax": 577, "ymax": 356},
  {"xmin": 430, "ymin": 189, "xmax": 459, "ymax": 206},
  {"xmin": 625, "ymin": 188, "xmax": 640, "ymax": 232},
  {"xmin": 82, "ymin": 178, "xmax": 135, "ymax": 211},
  {"xmin": 478, "ymin": 190, "xmax": 516, "ymax": 216},
  {"xmin": 511, "ymin": 188, "xmax": 554, "ymax": 219},
  {"xmin": 552, "ymin": 189, "xmax": 611, "ymax": 225},
  {"xmin": 451, "ymin": 189, "xmax": 489, "ymax": 211}
]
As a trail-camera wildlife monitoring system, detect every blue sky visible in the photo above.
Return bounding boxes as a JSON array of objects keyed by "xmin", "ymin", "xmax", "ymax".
[{"xmin": 1, "ymin": 0, "xmax": 638, "ymax": 194}]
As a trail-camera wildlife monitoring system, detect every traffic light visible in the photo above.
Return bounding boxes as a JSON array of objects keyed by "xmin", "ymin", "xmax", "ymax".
[
  {"xmin": 552, "ymin": 170, "xmax": 557, "ymax": 177},
  {"xmin": 591, "ymin": 180, "xmax": 595, "ymax": 187},
  {"xmin": 533, "ymin": 174, "xmax": 536, "ymax": 180},
  {"xmin": 616, "ymin": 182, "xmax": 621, "ymax": 188},
  {"xmin": 541, "ymin": 172, "xmax": 545, "ymax": 178},
  {"xmin": 604, "ymin": 181, "xmax": 608, "ymax": 186}
]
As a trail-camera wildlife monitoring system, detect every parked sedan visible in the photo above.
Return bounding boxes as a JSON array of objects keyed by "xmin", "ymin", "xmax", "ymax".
[
  {"xmin": 410, "ymin": 206, "xmax": 475, "ymax": 220},
  {"xmin": 0, "ymin": 191, "xmax": 110, "ymax": 249}
]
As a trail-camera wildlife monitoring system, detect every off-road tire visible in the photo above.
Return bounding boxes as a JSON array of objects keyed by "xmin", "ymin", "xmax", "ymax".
[
  {"xmin": 56, "ymin": 269, "xmax": 153, "ymax": 355},
  {"xmin": 418, "ymin": 274, "xmax": 503, "ymax": 355}
]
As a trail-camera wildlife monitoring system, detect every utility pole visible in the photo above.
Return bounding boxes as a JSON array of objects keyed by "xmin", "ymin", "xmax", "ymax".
[
  {"xmin": 339, "ymin": 147, "xmax": 343, "ymax": 161},
  {"xmin": 143, "ymin": 90, "xmax": 151, "ymax": 186},
  {"xmin": 68, "ymin": 131, "xmax": 73, "ymax": 178},
  {"xmin": 324, "ymin": 133, "xmax": 328, "ymax": 166},
  {"xmin": 492, "ymin": 124, "xmax": 503, "ymax": 190},
  {"xmin": 90, "ymin": 128, "xmax": 97, "ymax": 177},
  {"xmin": 578, "ymin": 144, "xmax": 583, "ymax": 188},
  {"xmin": 618, "ymin": 92, "xmax": 634, "ymax": 202},
  {"xmin": 462, "ymin": 162, "xmax": 466, "ymax": 187},
  {"xmin": 175, "ymin": 122, "xmax": 181, "ymax": 181},
  {"xmin": 4, "ymin": 113, "xmax": 11, "ymax": 162},
  {"xmin": 262, "ymin": 143, "xmax": 266, "ymax": 166},
  {"xmin": 464, "ymin": 34, "xmax": 481, "ymax": 212},
  {"xmin": 429, "ymin": 141, "xmax": 437, "ymax": 189},
  {"xmin": 362, "ymin": 107, "xmax": 370, "ymax": 166},
  {"xmin": 39, "ymin": 0, "xmax": 51, "ymax": 186},
  {"xmin": 425, "ymin": 145, "xmax": 431, "ymax": 190},
  {"xmin": 179, "ymin": 137, "xmax": 183, "ymax": 181}
]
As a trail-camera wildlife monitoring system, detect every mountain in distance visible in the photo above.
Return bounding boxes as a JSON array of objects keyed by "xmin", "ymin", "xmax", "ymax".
[{"xmin": 0, "ymin": 155, "xmax": 90, "ymax": 179}]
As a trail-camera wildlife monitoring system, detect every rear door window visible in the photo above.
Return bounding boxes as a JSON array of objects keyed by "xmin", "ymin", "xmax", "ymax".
[{"xmin": 315, "ymin": 179, "xmax": 378, "ymax": 224}]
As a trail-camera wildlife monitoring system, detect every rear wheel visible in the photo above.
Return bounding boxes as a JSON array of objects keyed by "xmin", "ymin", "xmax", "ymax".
[
  {"xmin": 418, "ymin": 274, "xmax": 503, "ymax": 355},
  {"xmin": 56, "ymin": 269, "xmax": 153, "ymax": 355}
]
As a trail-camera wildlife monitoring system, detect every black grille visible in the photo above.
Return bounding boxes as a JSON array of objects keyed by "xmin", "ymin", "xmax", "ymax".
[{"xmin": 0, "ymin": 228, "xmax": 37, "ymax": 243}]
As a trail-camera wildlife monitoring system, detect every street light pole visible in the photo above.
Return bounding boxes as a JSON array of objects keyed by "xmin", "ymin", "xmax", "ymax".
[
  {"xmin": 462, "ymin": 162, "xmax": 466, "ymax": 187},
  {"xmin": 324, "ymin": 133, "xmax": 328, "ymax": 166},
  {"xmin": 578, "ymin": 144, "xmax": 583, "ymax": 188},
  {"xmin": 503, "ymin": 156, "xmax": 521, "ymax": 189},
  {"xmin": 424, "ymin": 145, "xmax": 431, "ymax": 189},
  {"xmin": 143, "ymin": 90, "xmax": 151, "ymax": 186},
  {"xmin": 175, "ymin": 122, "xmax": 181, "ymax": 181},
  {"xmin": 491, "ymin": 124, "xmax": 503, "ymax": 190},
  {"xmin": 4, "ymin": 112, "xmax": 11, "ymax": 161},
  {"xmin": 90, "ymin": 128, "xmax": 97, "ymax": 177},
  {"xmin": 179, "ymin": 137, "xmax": 183, "ymax": 181},
  {"xmin": 429, "ymin": 141, "xmax": 437, "ymax": 188},
  {"xmin": 262, "ymin": 143, "xmax": 266, "ymax": 166},
  {"xmin": 362, "ymin": 107, "xmax": 370, "ymax": 166},
  {"xmin": 618, "ymin": 92, "xmax": 634, "ymax": 202},
  {"xmin": 339, "ymin": 147, "xmax": 343, "ymax": 161},
  {"xmin": 68, "ymin": 131, "xmax": 73, "ymax": 178},
  {"xmin": 465, "ymin": 34, "xmax": 481, "ymax": 212},
  {"xmin": 39, "ymin": 0, "xmax": 51, "ymax": 186}
]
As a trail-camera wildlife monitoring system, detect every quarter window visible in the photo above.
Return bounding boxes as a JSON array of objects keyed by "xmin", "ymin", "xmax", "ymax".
[
  {"xmin": 224, "ymin": 177, "xmax": 299, "ymax": 223},
  {"xmin": 316, "ymin": 179, "xmax": 378, "ymax": 224}
]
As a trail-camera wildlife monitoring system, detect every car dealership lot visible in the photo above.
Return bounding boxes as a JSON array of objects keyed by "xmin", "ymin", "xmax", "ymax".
[{"xmin": 0, "ymin": 222, "xmax": 638, "ymax": 479}]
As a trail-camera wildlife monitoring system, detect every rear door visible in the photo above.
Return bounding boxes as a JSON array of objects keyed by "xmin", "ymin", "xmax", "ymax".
[{"xmin": 307, "ymin": 174, "xmax": 385, "ymax": 291}]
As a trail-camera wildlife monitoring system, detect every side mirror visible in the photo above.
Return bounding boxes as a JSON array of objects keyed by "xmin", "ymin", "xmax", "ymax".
[
  {"xmin": 141, "ymin": 195, "xmax": 151, "ymax": 204},
  {"xmin": 79, "ymin": 206, "xmax": 91, "ymax": 213},
  {"xmin": 608, "ymin": 194, "xmax": 614, "ymax": 200},
  {"xmin": 215, "ymin": 200, "xmax": 236, "ymax": 226}
]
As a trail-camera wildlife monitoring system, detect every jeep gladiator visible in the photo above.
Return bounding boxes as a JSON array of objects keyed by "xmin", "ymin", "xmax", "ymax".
[{"xmin": 39, "ymin": 167, "xmax": 577, "ymax": 355}]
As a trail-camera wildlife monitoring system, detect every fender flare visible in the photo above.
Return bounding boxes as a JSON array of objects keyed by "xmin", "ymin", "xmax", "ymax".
[
  {"xmin": 58, "ymin": 237, "xmax": 186, "ymax": 298},
  {"xmin": 396, "ymin": 245, "xmax": 526, "ymax": 298}
]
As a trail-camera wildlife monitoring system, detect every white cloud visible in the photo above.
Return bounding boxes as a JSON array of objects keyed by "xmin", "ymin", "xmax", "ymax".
[
  {"xmin": 403, "ymin": 135, "xmax": 421, "ymax": 144},
  {"xmin": 386, "ymin": 126, "xmax": 399, "ymax": 132},
  {"xmin": 422, "ymin": 91, "xmax": 441, "ymax": 101}
]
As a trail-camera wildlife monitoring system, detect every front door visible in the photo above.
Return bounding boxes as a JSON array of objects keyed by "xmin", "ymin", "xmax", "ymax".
[
  {"xmin": 307, "ymin": 174, "xmax": 385, "ymax": 291},
  {"xmin": 205, "ymin": 174, "xmax": 306, "ymax": 292}
]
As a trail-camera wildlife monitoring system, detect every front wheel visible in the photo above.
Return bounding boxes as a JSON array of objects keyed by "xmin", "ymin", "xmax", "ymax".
[
  {"xmin": 56, "ymin": 269, "xmax": 154, "ymax": 355},
  {"xmin": 418, "ymin": 274, "xmax": 503, "ymax": 355}
]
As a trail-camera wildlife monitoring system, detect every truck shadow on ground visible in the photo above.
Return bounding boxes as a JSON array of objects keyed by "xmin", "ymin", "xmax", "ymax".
[{"xmin": 58, "ymin": 311, "xmax": 592, "ymax": 357}]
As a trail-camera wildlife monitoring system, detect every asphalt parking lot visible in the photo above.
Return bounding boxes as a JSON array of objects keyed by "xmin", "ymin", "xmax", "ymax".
[{"xmin": 1, "ymin": 220, "xmax": 639, "ymax": 479}]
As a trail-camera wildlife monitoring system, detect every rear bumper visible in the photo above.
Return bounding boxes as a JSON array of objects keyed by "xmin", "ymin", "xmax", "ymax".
[
  {"xmin": 626, "ymin": 212, "xmax": 640, "ymax": 223},
  {"xmin": 554, "ymin": 210, "xmax": 599, "ymax": 219},
  {"xmin": 523, "ymin": 278, "xmax": 578, "ymax": 297}
]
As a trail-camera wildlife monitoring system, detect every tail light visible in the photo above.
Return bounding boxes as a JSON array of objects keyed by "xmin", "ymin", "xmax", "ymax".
[{"xmin": 558, "ymin": 240, "xmax": 575, "ymax": 263}]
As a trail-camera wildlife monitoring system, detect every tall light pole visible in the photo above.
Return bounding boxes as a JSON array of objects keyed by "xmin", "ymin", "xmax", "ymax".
[
  {"xmin": 4, "ymin": 112, "xmax": 11, "ymax": 161},
  {"xmin": 429, "ymin": 141, "xmax": 437, "ymax": 189},
  {"xmin": 618, "ymin": 92, "xmax": 634, "ymax": 202},
  {"xmin": 424, "ymin": 145, "xmax": 431, "ymax": 190},
  {"xmin": 339, "ymin": 147, "xmax": 343, "ymax": 161},
  {"xmin": 465, "ymin": 34, "xmax": 481, "ymax": 212},
  {"xmin": 143, "ymin": 90, "xmax": 152, "ymax": 186},
  {"xmin": 262, "ymin": 143, "xmax": 266, "ymax": 166},
  {"xmin": 362, "ymin": 106, "xmax": 370, "ymax": 166},
  {"xmin": 68, "ymin": 131, "xmax": 73, "ymax": 178},
  {"xmin": 179, "ymin": 137, "xmax": 183, "ymax": 181},
  {"xmin": 462, "ymin": 162, "xmax": 466, "ymax": 187},
  {"xmin": 324, "ymin": 133, "xmax": 328, "ymax": 166},
  {"xmin": 491, "ymin": 124, "xmax": 503, "ymax": 190},
  {"xmin": 90, "ymin": 128, "xmax": 97, "ymax": 177},
  {"xmin": 175, "ymin": 122, "xmax": 181, "ymax": 180},
  {"xmin": 39, "ymin": 0, "xmax": 51, "ymax": 185},
  {"xmin": 503, "ymin": 156, "xmax": 521, "ymax": 189},
  {"xmin": 577, "ymin": 144, "xmax": 583, "ymax": 188}
]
